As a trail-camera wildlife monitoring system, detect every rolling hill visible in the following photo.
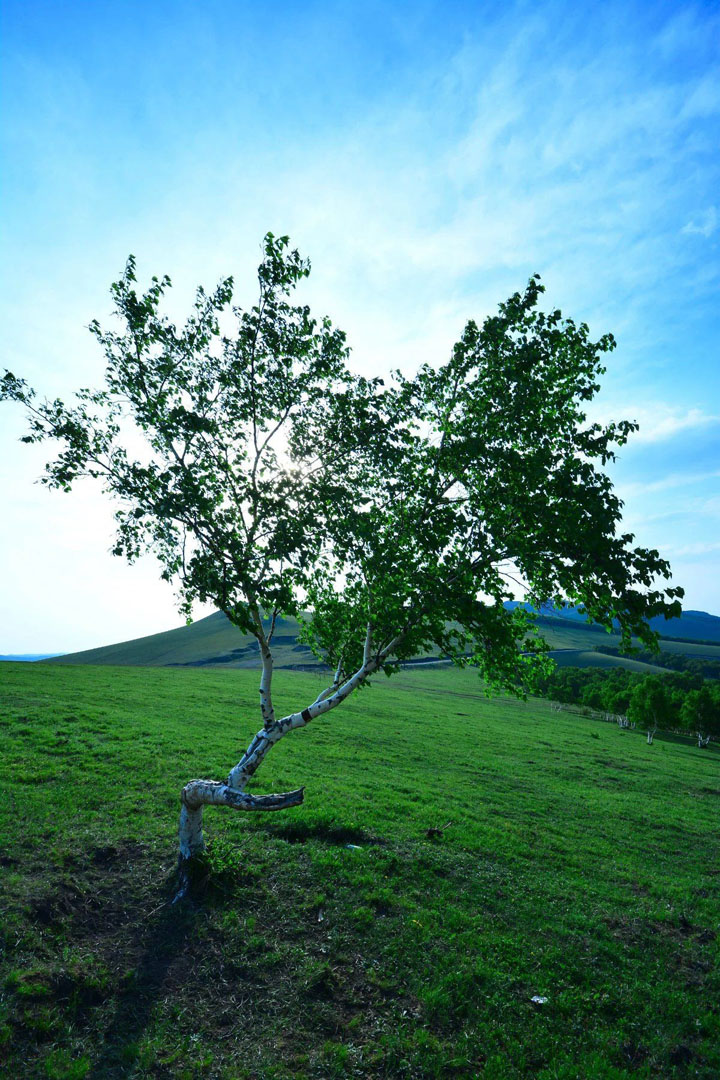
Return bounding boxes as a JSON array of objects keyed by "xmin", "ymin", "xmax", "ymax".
[
  {"xmin": 42, "ymin": 604, "xmax": 720, "ymax": 672},
  {"xmin": 44, "ymin": 611, "xmax": 319, "ymax": 669}
]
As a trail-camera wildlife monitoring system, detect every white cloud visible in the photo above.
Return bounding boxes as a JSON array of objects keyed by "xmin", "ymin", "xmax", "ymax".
[
  {"xmin": 617, "ymin": 469, "xmax": 720, "ymax": 499},
  {"xmin": 633, "ymin": 408, "xmax": 720, "ymax": 444},
  {"xmin": 662, "ymin": 540, "xmax": 720, "ymax": 558},
  {"xmin": 682, "ymin": 206, "xmax": 718, "ymax": 238},
  {"xmin": 680, "ymin": 76, "xmax": 720, "ymax": 120},
  {"xmin": 589, "ymin": 403, "xmax": 720, "ymax": 444}
]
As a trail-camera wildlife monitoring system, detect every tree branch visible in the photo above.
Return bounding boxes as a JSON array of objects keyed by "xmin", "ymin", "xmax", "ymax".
[
  {"xmin": 312, "ymin": 650, "xmax": 345, "ymax": 705},
  {"xmin": 363, "ymin": 621, "xmax": 373, "ymax": 665},
  {"xmin": 181, "ymin": 779, "xmax": 304, "ymax": 812},
  {"xmin": 247, "ymin": 601, "xmax": 275, "ymax": 728}
]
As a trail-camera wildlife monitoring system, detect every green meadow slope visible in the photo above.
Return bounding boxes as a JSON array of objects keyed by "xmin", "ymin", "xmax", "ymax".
[
  {"xmin": 43, "ymin": 608, "xmax": 720, "ymax": 674},
  {"xmin": 1, "ymin": 662, "xmax": 719, "ymax": 1078},
  {"xmin": 549, "ymin": 649, "xmax": 667, "ymax": 672},
  {"xmin": 44, "ymin": 611, "xmax": 320, "ymax": 669}
]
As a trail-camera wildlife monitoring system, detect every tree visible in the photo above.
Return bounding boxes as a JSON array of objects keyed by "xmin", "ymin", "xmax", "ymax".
[
  {"xmin": 1, "ymin": 234, "xmax": 683, "ymax": 886},
  {"xmin": 680, "ymin": 684, "xmax": 720, "ymax": 747},
  {"xmin": 629, "ymin": 676, "xmax": 674, "ymax": 744}
]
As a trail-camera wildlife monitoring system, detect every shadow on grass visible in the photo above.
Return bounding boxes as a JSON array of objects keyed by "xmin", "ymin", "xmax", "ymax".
[
  {"xmin": 249, "ymin": 818, "xmax": 387, "ymax": 846},
  {"xmin": 642, "ymin": 729, "xmax": 720, "ymax": 759},
  {"xmin": 89, "ymin": 890, "xmax": 199, "ymax": 1079}
]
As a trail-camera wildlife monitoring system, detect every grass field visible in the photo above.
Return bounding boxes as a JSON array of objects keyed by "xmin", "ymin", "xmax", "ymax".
[{"xmin": 1, "ymin": 662, "xmax": 719, "ymax": 1079}]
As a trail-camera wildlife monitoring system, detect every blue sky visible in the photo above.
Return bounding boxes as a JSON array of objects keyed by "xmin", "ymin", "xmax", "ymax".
[{"xmin": 1, "ymin": 0, "xmax": 718, "ymax": 651}]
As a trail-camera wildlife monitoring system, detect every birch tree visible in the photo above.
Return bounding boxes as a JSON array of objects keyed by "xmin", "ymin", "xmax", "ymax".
[
  {"xmin": 681, "ymin": 685, "xmax": 720, "ymax": 747},
  {"xmin": 1, "ymin": 234, "xmax": 683, "ymax": 887},
  {"xmin": 629, "ymin": 676, "xmax": 673, "ymax": 745}
]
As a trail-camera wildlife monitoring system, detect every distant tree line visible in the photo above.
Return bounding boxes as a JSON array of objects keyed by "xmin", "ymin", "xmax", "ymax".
[
  {"xmin": 536, "ymin": 666, "xmax": 720, "ymax": 747},
  {"xmin": 594, "ymin": 645, "xmax": 720, "ymax": 681}
]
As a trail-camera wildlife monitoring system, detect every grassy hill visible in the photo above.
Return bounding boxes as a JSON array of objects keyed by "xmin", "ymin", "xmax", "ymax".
[
  {"xmin": 1, "ymin": 661, "xmax": 719, "ymax": 1078},
  {"xmin": 549, "ymin": 649, "xmax": 667, "ymax": 673},
  {"xmin": 44, "ymin": 611, "xmax": 321, "ymax": 669},
  {"xmin": 43, "ymin": 607, "xmax": 720, "ymax": 674}
]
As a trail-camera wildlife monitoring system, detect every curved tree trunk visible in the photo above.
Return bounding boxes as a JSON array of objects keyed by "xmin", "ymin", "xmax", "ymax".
[
  {"xmin": 175, "ymin": 781, "xmax": 305, "ymax": 898},
  {"xmin": 174, "ymin": 621, "xmax": 394, "ymax": 899}
]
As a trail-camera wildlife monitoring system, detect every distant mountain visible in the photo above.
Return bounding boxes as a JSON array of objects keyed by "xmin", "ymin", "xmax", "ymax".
[
  {"xmin": 0, "ymin": 653, "xmax": 66, "ymax": 662},
  {"xmin": 651, "ymin": 609, "xmax": 720, "ymax": 643},
  {"xmin": 504, "ymin": 602, "xmax": 720, "ymax": 644}
]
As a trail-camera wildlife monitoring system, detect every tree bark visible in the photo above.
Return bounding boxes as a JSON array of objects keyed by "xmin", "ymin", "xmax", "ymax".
[
  {"xmin": 174, "ymin": 621, "xmax": 404, "ymax": 899},
  {"xmin": 175, "ymin": 781, "xmax": 305, "ymax": 898}
]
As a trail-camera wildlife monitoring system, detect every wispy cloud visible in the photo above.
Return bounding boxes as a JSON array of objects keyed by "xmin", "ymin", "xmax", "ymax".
[
  {"xmin": 682, "ymin": 206, "xmax": 718, "ymax": 238},
  {"xmin": 2, "ymin": 0, "xmax": 720, "ymax": 645},
  {"xmin": 631, "ymin": 408, "xmax": 720, "ymax": 444},
  {"xmin": 617, "ymin": 469, "xmax": 720, "ymax": 498},
  {"xmin": 589, "ymin": 403, "xmax": 720, "ymax": 444},
  {"xmin": 662, "ymin": 540, "xmax": 720, "ymax": 558}
]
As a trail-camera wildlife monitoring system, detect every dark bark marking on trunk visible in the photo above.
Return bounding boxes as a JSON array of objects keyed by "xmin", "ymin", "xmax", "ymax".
[{"xmin": 301, "ymin": 708, "xmax": 312, "ymax": 722}]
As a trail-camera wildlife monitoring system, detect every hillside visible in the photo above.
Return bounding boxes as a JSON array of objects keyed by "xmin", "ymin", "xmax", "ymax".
[
  {"xmin": 548, "ymin": 649, "xmax": 667, "ymax": 673},
  {"xmin": 1, "ymin": 661, "xmax": 718, "ymax": 1078},
  {"xmin": 43, "ymin": 605, "xmax": 720, "ymax": 672},
  {"xmin": 44, "ymin": 611, "xmax": 320, "ymax": 669}
]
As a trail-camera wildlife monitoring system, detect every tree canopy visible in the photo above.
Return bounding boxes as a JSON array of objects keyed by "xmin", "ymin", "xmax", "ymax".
[{"xmin": 1, "ymin": 234, "xmax": 682, "ymax": 694}]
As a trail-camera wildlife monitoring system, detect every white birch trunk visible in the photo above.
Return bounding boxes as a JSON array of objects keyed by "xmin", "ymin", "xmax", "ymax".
[
  {"xmin": 178, "ymin": 782, "xmax": 305, "ymax": 858},
  {"xmin": 175, "ymin": 621, "xmax": 393, "ymax": 896},
  {"xmin": 258, "ymin": 643, "xmax": 275, "ymax": 726}
]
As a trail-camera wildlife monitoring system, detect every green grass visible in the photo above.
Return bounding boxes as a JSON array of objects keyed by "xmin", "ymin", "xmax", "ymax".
[{"xmin": 1, "ymin": 662, "xmax": 719, "ymax": 1078}]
